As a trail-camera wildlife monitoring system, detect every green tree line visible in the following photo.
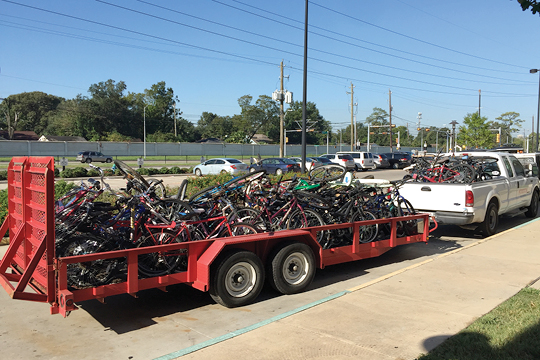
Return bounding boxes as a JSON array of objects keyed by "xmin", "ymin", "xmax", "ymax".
[{"xmin": 0, "ymin": 79, "xmax": 527, "ymax": 149}]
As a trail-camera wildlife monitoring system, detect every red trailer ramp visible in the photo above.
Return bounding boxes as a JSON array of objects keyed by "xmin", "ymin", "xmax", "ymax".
[{"xmin": 0, "ymin": 157, "xmax": 55, "ymax": 303}]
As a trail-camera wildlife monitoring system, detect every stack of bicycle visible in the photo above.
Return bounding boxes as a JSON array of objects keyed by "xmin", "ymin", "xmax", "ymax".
[
  {"xmin": 55, "ymin": 161, "xmax": 419, "ymax": 289},
  {"xmin": 404, "ymin": 151, "xmax": 498, "ymax": 184}
]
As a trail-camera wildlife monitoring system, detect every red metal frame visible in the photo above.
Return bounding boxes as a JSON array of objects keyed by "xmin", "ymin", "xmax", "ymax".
[{"xmin": 0, "ymin": 156, "xmax": 433, "ymax": 317}]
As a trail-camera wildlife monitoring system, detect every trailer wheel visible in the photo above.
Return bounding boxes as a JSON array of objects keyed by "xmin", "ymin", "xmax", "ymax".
[
  {"xmin": 268, "ymin": 242, "xmax": 316, "ymax": 295},
  {"xmin": 210, "ymin": 250, "xmax": 264, "ymax": 307},
  {"xmin": 479, "ymin": 201, "xmax": 498, "ymax": 237}
]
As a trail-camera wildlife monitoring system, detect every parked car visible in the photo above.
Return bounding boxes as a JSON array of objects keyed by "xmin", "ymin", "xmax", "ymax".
[
  {"xmin": 320, "ymin": 154, "xmax": 355, "ymax": 171},
  {"xmin": 337, "ymin": 151, "xmax": 375, "ymax": 171},
  {"xmin": 313, "ymin": 157, "xmax": 334, "ymax": 165},
  {"xmin": 193, "ymin": 158, "xmax": 248, "ymax": 176},
  {"xmin": 383, "ymin": 152, "xmax": 412, "ymax": 169},
  {"xmin": 76, "ymin": 151, "xmax": 113, "ymax": 163},
  {"xmin": 289, "ymin": 157, "xmax": 323, "ymax": 172},
  {"xmin": 248, "ymin": 157, "xmax": 301, "ymax": 175},
  {"xmin": 373, "ymin": 153, "xmax": 391, "ymax": 169}
]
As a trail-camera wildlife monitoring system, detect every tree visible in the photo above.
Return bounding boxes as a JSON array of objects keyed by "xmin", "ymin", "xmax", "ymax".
[
  {"xmin": 232, "ymin": 95, "xmax": 279, "ymax": 143},
  {"xmin": 364, "ymin": 107, "xmax": 390, "ymax": 146},
  {"xmin": 196, "ymin": 112, "xmax": 232, "ymax": 140},
  {"xmin": 458, "ymin": 113, "xmax": 493, "ymax": 149},
  {"xmin": 0, "ymin": 92, "xmax": 64, "ymax": 136},
  {"xmin": 281, "ymin": 101, "xmax": 330, "ymax": 145},
  {"xmin": 518, "ymin": 0, "xmax": 540, "ymax": 15},
  {"xmin": 489, "ymin": 112, "xmax": 524, "ymax": 144}
]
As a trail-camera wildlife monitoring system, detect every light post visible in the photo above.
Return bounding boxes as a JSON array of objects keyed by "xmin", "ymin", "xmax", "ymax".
[
  {"xmin": 143, "ymin": 104, "xmax": 149, "ymax": 159},
  {"xmin": 531, "ymin": 69, "xmax": 540, "ymax": 152}
]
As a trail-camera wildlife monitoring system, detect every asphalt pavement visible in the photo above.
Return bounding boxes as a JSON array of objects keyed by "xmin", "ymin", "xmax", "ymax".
[
  {"xmin": 158, "ymin": 217, "xmax": 540, "ymax": 360},
  {"xmin": 1, "ymin": 169, "xmax": 539, "ymax": 359}
]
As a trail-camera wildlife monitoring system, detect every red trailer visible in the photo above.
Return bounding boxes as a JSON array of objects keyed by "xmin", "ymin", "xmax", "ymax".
[{"xmin": 0, "ymin": 157, "xmax": 433, "ymax": 317}]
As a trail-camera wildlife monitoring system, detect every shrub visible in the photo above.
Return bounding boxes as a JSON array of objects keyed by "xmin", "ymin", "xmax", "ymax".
[
  {"xmin": 70, "ymin": 167, "xmax": 88, "ymax": 178},
  {"xmin": 54, "ymin": 180, "xmax": 77, "ymax": 200},
  {"xmin": 0, "ymin": 189, "xmax": 8, "ymax": 229},
  {"xmin": 169, "ymin": 166, "xmax": 181, "ymax": 174},
  {"xmin": 160, "ymin": 167, "xmax": 170, "ymax": 174},
  {"xmin": 137, "ymin": 168, "xmax": 150, "ymax": 176},
  {"xmin": 0, "ymin": 170, "xmax": 7, "ymax": 181},
  {"xmin": 87, "ymin": 169, "xmax": 100, "ymax": 177}
]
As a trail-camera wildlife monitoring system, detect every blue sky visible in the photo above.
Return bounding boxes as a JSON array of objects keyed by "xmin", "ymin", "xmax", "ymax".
[{"xmin": 1, "ymin": 0, "xmax": 539, "ymax": 137}]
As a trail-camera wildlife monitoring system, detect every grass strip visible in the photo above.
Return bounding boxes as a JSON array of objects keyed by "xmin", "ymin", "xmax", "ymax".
[{"xmin": 418, "ymin": 287, "xmax": 540, "ymax": 360}]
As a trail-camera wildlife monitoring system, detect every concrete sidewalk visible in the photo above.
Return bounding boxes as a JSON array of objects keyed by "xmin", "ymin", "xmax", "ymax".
[{"xmin": 157, "ymin": 218, "xmax": 540, "ymax": 360}]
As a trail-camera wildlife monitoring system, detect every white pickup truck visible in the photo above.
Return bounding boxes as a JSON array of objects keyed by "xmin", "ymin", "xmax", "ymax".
[{"xmin": 398, "ymin": 152, "xmax": 540, "ymax": 236}]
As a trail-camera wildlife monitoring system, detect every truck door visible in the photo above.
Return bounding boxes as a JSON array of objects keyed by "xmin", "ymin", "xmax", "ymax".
[
  {"xmin": 510, "ymin": 156, "xmax": 533, "ymax": 207},
  {"xmin": 502, "ymin": 156, "xmax": 520, "ymax": 210}
]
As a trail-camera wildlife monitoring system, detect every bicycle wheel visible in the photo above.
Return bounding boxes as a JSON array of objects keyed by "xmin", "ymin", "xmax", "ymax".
[
  {"xmin": 397, "ymin": 198, "xmax": 418, "ymax": 236},
  {"xmin": 225, "ymin": 169, "xmax": 266, "ymax": 189},
  {"xmin": 114, "ymin": 160, "xmax": 150, "ymax": 188},
  {"xmin": 235, "ymin": 207, "xmax": 267, "ymax": 231},
  {"xmin": 188, "ymin": 184, "xmax": 221, "ymax": 203},
  {"xmin": 309, "ymin": 165, "xmax": 346, "ymax": 182},
  {"xmin": 153, "ymin": 199, "xmax": 194, "ymax": 223},
  {"xmin": 137, "ymin": 229, "xmax": 187, "ymax": 277},
  {"xmin": 293, "ymin": 190, "xmax": 331, "ymax": 210},
  {"xmin": 148, "ymin": 178, "xmax": 167, "ymax": 199},
  {"xmin": 351, "ymin": 210, "xmax": 379, "ymax": 243},
  {"xmin": 443, "ymin": 163, "xmax": 476, "ymax": 184},
  {"xmin": 286, "ymin": 208, "xmax": 326, "ymax": 244},
  {"xmin": 176, "ymin": 179, "xmax": 188, "ymax": 200},
  {"xmin": 62, "ymin": 233, "xmax": 118, "ymax": 289}
]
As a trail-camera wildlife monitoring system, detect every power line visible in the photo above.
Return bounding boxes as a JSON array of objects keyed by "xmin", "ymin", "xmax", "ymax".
[
  {"xmin": 311, "ymin": 1, "xmax": 529, "ymax": 70},
  {"xmin": 221, "ymin": 0, "xmax": 529, "ymax": 76}
]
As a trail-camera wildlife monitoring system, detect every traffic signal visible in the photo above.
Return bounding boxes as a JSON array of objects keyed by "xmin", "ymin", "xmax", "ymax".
[
  {"xmin": 496, "ymin": 133, "xmax": 500, "ymax": 142},
  {"xmin": 425, "ymin": 128, "xmax": 430, "ymax": 132},
  {"xmin": 391, "ymin": 124, "xmax": 396, "ymax": 128},
  {"xmin": 417, "ymin": 127, "xmax": 421, "ymax": 131}
]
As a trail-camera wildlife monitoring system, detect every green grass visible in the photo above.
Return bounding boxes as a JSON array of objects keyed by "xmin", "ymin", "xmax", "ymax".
[{"xmin": 417, "ymin": 287, "xmax": 540, "ymax": 360}]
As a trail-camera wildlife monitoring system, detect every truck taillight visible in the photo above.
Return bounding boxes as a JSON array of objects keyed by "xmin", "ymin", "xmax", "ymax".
[{"xmin": 465, "ymin": 190, "xmax": 474, "ymax": 207}]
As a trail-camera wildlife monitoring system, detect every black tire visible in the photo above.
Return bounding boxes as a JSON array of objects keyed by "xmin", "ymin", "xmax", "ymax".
[
  {"xmin": 352, "ymin": 210, "xmax": 379, "ymax": 243},
  {"xmin": 525, "ymin": 190, "xmax": 539, "ymax": 218},
  {"xmin": 479, "ymin": 201, "xmax": 499, "ymax": 237},
  {"xmin": 85, "ymin": 158, "xmax": 92, "ymax": 163},
  {"xmin": 137, "ymin": 229, "xmax": 187, "ymax": 277},
  {"xmin": 188, "ymin": 184, "xmax": 220, "ymax": 203},
  {"xmin": 176, "ymin": 179, "xmax": 188, "ymax": 200},
  {"xmin": 195, "ymin": 168, "xmax": 202, "ymax": 177},
  {"xmin": 209, "ymin": 250, "xmax": 265, "ymax": 307},
  {"xmin": 225, "ymin": 169, "xmax": 266, "ymax": 189},
  {"xmin": 309, "ymin": 164, "xmax": 346, "ymax": 182},
  {"xmin": 276, "ymin": 168, "xmax": 283, "ymax": 176},
  {"xmin": 114, "ymin": 160, "xmax": 150, "ymax": 188},
  {"xmin": 148, "ymin": 178, "xmax": 167, "ymax": 199},
  {"xmin": 392, "ymin": 162, "xmax": 399, "ymax": 169},
  {"xmin": 106, "ymin": 158, "xmax": 112, "ymax": 163},
  {"xmin": 229, "ymin": 222, "xmax": 258, "ymax": 236},
  {"xmin": 267, "ymin": 242, "xmax": 316, "ymax": 294},
  {"xmin": 153, "ymin": 199, "xmax": 194, "ymax": 222},
  {"xmin": 444, "ymin": 163, "xmax": 476, "ymax": 184},
  {"xmin": 235, "ymin": 207, "xmax": 266, "ymax": 231}
]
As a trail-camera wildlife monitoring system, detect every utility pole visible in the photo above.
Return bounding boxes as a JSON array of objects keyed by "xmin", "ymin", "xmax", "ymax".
[
  {"xmin": 350, "ymin": 82, "xmax": 355, "ymax": 151},
  {"xmin": 417, "ymin": 112, "xmax": 422, "ymax": 151},
  {"xmin": 389, "ymin": 89, "xmax": 393, "ymax": 152},
  {"xmin": 478, "ymin": 89, "xmax": 481, "ymax": 118},
  {"xmin": 279, "ymin": 61, "xmax": 285, "ymax": 158},
  {"xmin": 173, "ymin": 101, "xmax": 177, "ymax": 137}
]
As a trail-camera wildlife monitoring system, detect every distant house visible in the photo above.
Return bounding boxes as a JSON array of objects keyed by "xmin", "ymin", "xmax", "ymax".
[
  {"xmin": 0, "ymin": 131, "xmax": 40, "ymax": 141},
  {"xmin": 250, "ymin": 134, "xmax": 272, "ymax": 144},
  {"xmin": 195, "ymin": 137, "xmax": 223, "ymax": 144},
  {"xmin": 38, "ymin": 135, "xmax": 87, "ymax": 142}
]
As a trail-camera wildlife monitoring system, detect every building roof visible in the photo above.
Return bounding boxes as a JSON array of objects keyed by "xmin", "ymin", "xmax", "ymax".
[
  {"xmin": 0, "ymin": 131, "xmax": 40, "ymax": 141},
  {"xmin": 38, "ymin": 135, "xmax": 87, "ymax": 142}
]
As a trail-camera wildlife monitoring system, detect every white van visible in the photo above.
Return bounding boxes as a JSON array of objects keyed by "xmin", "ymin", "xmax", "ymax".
[
  {"xmin": 337, "ymin": 151, "xmax": 375, "ymax": 171},
  {"xmin": 514, "ymin": 153, "xmax": 540, "ymax": 179}
]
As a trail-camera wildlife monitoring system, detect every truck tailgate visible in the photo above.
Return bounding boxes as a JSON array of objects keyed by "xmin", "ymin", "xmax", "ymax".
[{"xmin": 399, "ymin": 182, "xmax": 470, "ymax": 213}]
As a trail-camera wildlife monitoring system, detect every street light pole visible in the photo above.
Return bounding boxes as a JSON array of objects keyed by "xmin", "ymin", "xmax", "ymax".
[
  {"xmin": 143, "ymin": 105, "xmax": 148, "ymax": 159},
  {"xmin": 531, "ymin": 69, "xmax": 540, "ymax": 153}
]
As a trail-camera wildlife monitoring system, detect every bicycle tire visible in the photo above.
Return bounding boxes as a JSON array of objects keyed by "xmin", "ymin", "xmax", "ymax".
[
  {"xmin": 224, "ymin": 169, "xmax": 266, "ymax": 189},
  {"xmin": 293, "ymin": 190, "xmax": 331, "ymax": 210},
  {"xmin": 352, "ymin": 210, "xmax": 378, "ymax": 243},
  {"xmin": 308, "ymin": 164, "xmax": 346, "ymax": 182},
  {"xmin": 153, "ymin": 199, "xmax": 194, "ymax": 222},
  {"xmin": 137, "ymin": 229, "xmax": 187, "ymax": 277},
  {"xmin": 114, "ymin": 160, "xmax": 150, "ymax": 188},
  {"xmin": 176, "ymin": 179, "xmax": 188, "ymax": 200},
  {"xmin": 443, "ymin": 163, "xmax": 476, "ymax": 184},
  {"xmin": 188, "ymin": 184, "xmax": 221, "ymax": 203}
]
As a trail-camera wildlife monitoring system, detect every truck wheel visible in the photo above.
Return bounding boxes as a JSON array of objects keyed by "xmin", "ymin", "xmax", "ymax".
[
  {"xmin": 209, "ymin": 250, "xmax": 264, "ymax": 307},
  {"xmin": 268, "ymin": 242, "xmax": 316, "ymax": 295},
  {"xmin": 479, "ymin": 201, "xmax": 498, "ymax": 237},
  {"xmin": 525, "ymin": 190, "xmax": 539, "ymax": 218}
]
